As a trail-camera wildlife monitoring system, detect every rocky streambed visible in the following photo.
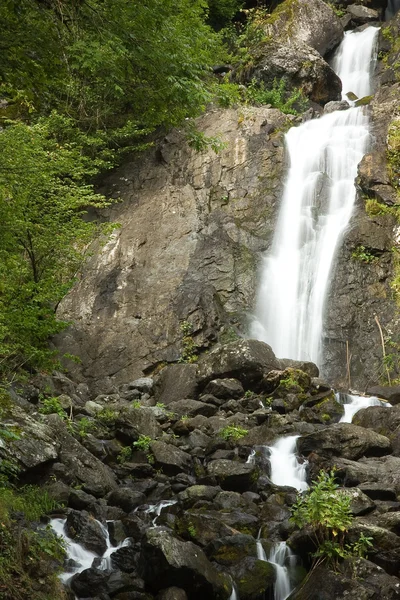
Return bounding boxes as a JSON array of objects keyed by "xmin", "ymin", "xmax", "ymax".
[{"xmin": 4, "ymin": 339, "xmax": 400, "ymax": 599}]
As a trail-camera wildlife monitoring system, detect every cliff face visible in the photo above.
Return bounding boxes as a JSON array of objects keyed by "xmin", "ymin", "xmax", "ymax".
[
  {"xmin": 55, "ymin": 1, "xmax": 400, "ymax": 393},
  {"xmin": 56, "ymin": 107, "xmax": 288, "ymax": 393}
]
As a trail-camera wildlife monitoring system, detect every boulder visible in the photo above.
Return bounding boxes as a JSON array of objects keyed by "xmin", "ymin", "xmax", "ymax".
[
  {"xmin": 175, "ymin": 510, "xmax": 238, "ymax": 546},
  {"xmin": 347, "ymin": 4, "xmax": 380, "ymax": 25},
  {"xmin": 158, "ymin": 588, "xmax": 188, "ymax": 600},
  {"xmin": 263, "ymin": 0, "xmax": 343, "ymax": 57},
  {"xmin": 155, "ymin": 364, "xmax": 198, "ymax": 405},
  {"xmin": 206, "ymin": 459, "xmax": 258, "ymax": 492},
  {"xmin": 206, "ymin": 534, "xmax": 257, "ymax": 566},
  {"xmin": 138, "ymin": 528, "xmax": 231, "ymax": 599},
  {"xmin": 278, "ymin": 359, "xmax": 319, "ymax": 378},
  {"xmin": 298, "ymin": 423, "xmax": 392, "ymax": 461},
  {"xmin": 107, "ymin": 488, "xmax": 146, "ymax": 513},
  {"xmin": 150, "ymin": 441, "xmax": 192, "ymax": 475},
  {"xmin": 178, "ymin": 485, "xmax": 221, "ymax": 508},
  {"xmin": 337, "ymin": 487, "xmax": 376, "ymax": 516},
  {"xmin": 249, "ymin": 40, "xmax": 342, "ymax": 105},
  {"xmin": 366, "ymin": 384, "xmax": 400, "ymax": 404},
  {"xmin": 167, "ymin": 399, "xmax": 217, "ymax": 418},
  {"xmin": 203, "ymin": 378, "xmax": 244, "ymax": 400},
  {"xmin": 46, "ymin": 415, "xmax": 118, "ymax": 496},
  {"xmin": 197, "ymin": 340, "xmax": 280, "ymax": 390},
  {"xmin": 334, "ymin": 455, "xmax": 400, "ymax": 496},
  {"xmin": 228, "ymin": 557, "xmax": 275, "ymax": 600},
  {"xmin": 115, "ymin": 406, "xmax": 162, "ymax": 444},
  {"xmin": 323, "ymin": 100, "xmax": 350, "ymax": 114},
  {"xmin": 66, "ymin": 510, "xmax": 108, "ymax": 555},
  {"xmin": 289, "ymin": 557, "xmax": 400, "ymax": 600}
]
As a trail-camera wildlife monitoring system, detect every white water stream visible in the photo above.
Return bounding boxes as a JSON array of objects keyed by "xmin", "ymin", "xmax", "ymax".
[
  {"xmin": 268, "ymin": 435, "xmax": 308, "ymax": 491},
  {"xmin": 251, "ymin": 27, "xmax": 379, "ymax": 367},
  {"xmin": 337, "ymin": 392, "xmax": 391, "ymax": 423}
]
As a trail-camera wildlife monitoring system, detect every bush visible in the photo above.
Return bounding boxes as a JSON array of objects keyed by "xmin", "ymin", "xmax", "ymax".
[
  {"xmin": 219, "ymin": 424, "xmax": 248, "ymax": 441},
  {"xmin": 291, "ymin": 470, "xmax": 373, "ymax": 568}
]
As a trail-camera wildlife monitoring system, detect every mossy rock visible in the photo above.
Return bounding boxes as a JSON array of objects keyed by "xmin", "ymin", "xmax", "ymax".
[
  {"xmin": 208, "ymin": 534, "xmax": 258, "ymax": 566},
  {"xmin": 354, "ymin": 95, "xmax": 373, "ymax": 107},
  {"xmin": 234, "ymin": 557, "xmax": 275, "ymax": 600},
  {"xmin": 301, "ymin": 392, "xmax": 344, "ymax": 424},
  {"xmin": 275, "ymin": 368, "xmax": 311, "ymax": 397}
]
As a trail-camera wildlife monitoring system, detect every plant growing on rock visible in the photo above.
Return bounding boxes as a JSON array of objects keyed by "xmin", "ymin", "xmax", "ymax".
[
  {"xmin": 219, "ymin": 424, "xmax": 248, "ymax": 441},
  {"xmin": 133, "ymin": 435, "xmax": 152, "ymax": 452},
  {"xmin": 291, "ymin": 470, "xmax": 373, "ymax": 569}
]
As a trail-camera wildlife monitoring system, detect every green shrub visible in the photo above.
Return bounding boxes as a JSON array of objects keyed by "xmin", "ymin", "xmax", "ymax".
[
  {"xmin": 244, "ymin": 78, "xmax": 308, "ymax": 115},
  {"xmin": 39, "ymin": 396, "xmax": 66, "ymax": 418},
  {"xmin": 291, "ymin": 470, "xmax": 373, "ymax": 568},
  {"xmin": 219, "ymin": 424, "xmax": 248, "ymax": 441},
  {"xmin": 133, "ymin": 435, "xmax": 152, "ymax": 452}
]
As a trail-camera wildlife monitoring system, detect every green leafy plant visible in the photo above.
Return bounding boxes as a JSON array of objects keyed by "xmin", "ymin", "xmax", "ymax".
[
  {"xmin": 291, "ymin": 470, "xmax": 373, "ymax": 568},
  {"xmin": 351, "ymin": 245, "xmax": 379, "ymax": 264},
  {"xmin": 133, "ymin": 435, "xmax": 152, "ymax": 452},
  {"xmin": 178, "ymin": 321, "xmax": 199, "ymax": 363},
  {"xmin": 97, "ymin": 407, "xmax": 119, "ymax": 425},
  {"xmin": 244, "ymin": 78, "xmax": 308, "ymax": 115},
  {"xmin": 219, "ymin": 424, "xmax": 248, "ymax": 441},
  {"xmin": 38, "ymin": 396, "xmax": 66, "ymax": 418},
  {"xmin": 117, "ymin": 446, "xmax": 133, "ymax": 464},
  {"xmin": 132, "ymin": 400, "xmax": 142, "ymax": 408}
]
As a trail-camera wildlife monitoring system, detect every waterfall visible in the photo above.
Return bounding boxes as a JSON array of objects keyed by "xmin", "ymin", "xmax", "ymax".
[
  {"xmin": 337, "ymin": 392, "xmax": 391, "ymax": 423},
  {"xmin": 257, "ymin": 531, "xmax": 295, "ymax": 600},
  {"xmin": 268, "ymin": 435, "xmax": 308, "ymax": 491},
  {"xmin": 251, "ymin": 27, "xmax": 379, "ymax": 367},
  {"xmin": 386, "ymin": 0, "xmax": 400, "ymax": 20}
]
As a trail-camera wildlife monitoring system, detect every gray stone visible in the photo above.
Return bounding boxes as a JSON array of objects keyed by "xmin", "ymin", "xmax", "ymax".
[
  {"xmin": 197, "ymin": 339, "xmax": 280, "ymax": 389},
  {"xmin": 323, "ymin": 100, "xmax": 350, "ymax": 114},
  {"xmin": 150, "ymin": 441, "xmax": 192, "ymax": 475},
  {"xmin": 203, "ymin": 378, "xmax": 244, "ymax": 399},
  {"xmin": 167, "ymin": 399, "xmax": 217, "ymax": 418},
  {"xmin": 138, "ymin": 528, "xmax": 231, "ymax": 599},
  {"xmin": 206, "ymin": 459, "xmax": 258, "ymax": 492},
  {"xmin": 347, "ymin": 4, "xmax": 380, "ymax": 24},
  {"xmin": 107, "ymin": 488, "xmax": 146, "ymax": 513},
  {"xmin": 263, "ymin": 0, "xmax": 343, "ymax": 57},
  {"xmin": 66, "ymin": 510, "xmax": 108, "ymax": 555},
  {"xmin": 298, "ymin": 423, "xmax": 392, "ymax": 461},
  {"xmin": 155, "ymin": 364, "xmax": 198, "ymax": 405}
]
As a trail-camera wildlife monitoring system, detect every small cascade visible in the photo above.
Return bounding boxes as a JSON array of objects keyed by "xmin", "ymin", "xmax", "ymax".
[
  {"xmin": 229, "ymin": 581, "xmax": 239, "ymax": 600},
  {"xmin": 144, "ymin": 499, "xmax": 177, "ymax": 526},
  {"xmin": 50, "ymin": 518, "xmax": 130, "ymax": 584},
  {"xmin": 337, "ymin": 392, "xmax": 391, "ymax": 423},
  {"xmin": 256, "ymin": 530, "xmax": 294, "ymax": 600},
  {"xmin": 268, "ymin": 542, "xmax": 296, "ymax": 600},
  {"xmin": 268, "ymin": 435, "xmax": 308, "ymax": 491},
  {"xmin": 386, "ymin": 0, "xmax": 400, "ymax": 19},
  {"xmin": 246, "ymin": 449, "xmax": 256, "ymax": 464}
]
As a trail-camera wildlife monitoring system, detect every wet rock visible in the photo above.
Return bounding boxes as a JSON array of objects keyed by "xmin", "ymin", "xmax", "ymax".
[
  {"xmin": 68, "ymin": 488, "xmax": 97, "ymax": 511},
  {"xmin": 66, "ymin": 510, "xmax": 108, "ymax": 555},
  {"xmin": 155, "ymin": 365, "xmax": 198, "ymax": 405},
  {"xmin": 121, "ymin": 378, "xmax": 154, "ymax": 395},
  {"xmin": 138, "ymin": 528, "xmax": 231, "ymax": 599},
  {"xmin": 111, "ymin": 545, "xmax": 138, "ymax": 573},
  {"xmin": 298, "ymin": 423, "xmax": 392, "ymax": 461},
  {"xmin": 197, "ymin": 340, "xmax": 280, "ymax": 390},
  {"xmin": 203, "ymin": 378, "xmax": 244, "ymax": 400},
  {"xmin": 278, "ymin": 359, "xmax": 319, "ymax": 378},
  {"xmin": 150, "ymin": 441, "xmax": 192, "ymax": 475},
  {"xmin": 366, "ymin": 385, "xmax": 400, "ymax": 404},
  {"xmin": 70, "ymin": 569, "xmax": 109, "ymax": 598},
  {"xmin": 229, "ymin": 557, "xmax": 275, "ymax": 600},
  {"xmin": 206, "ymin": 459, "xmax": 258, "ymax": 492},
  {"xmin": 107, "ymin": 488, "xmax": 146, "ymax": 513},
  {"xmin": 207, "ymin": 534, "xmax": 257, "ymax": 566},
  {"xmin": 323, "ymin": 100, "xmax": 350, "ymax": 114},
  {"xmin": 334, "ymin": 455, "xmax": 400, "ymax": 495},
  {"xmin": 175, "ymin": 510, "xmax": 237, "ymax": 546}
]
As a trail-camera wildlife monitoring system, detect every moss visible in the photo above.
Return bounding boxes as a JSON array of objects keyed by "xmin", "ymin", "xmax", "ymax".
[{"xmin": 237, "ymin": 560, "xmax": 275, "ymax": 598}]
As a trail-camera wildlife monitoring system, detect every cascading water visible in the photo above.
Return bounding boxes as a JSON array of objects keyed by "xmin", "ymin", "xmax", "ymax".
[
  {"xmin": 251, "ymin": 27, "xmax": 379, "ymax": 368},
  {"xmin": 337, "ymin": 392, "xmax": 391, "ymax": 423},
  {"xmin": 256, "ymin": 530, "xmax": 296, "ymax": 600},
  {"xmin": 268, "ymin": 435, "xmax": 308, "ymax": 491}
]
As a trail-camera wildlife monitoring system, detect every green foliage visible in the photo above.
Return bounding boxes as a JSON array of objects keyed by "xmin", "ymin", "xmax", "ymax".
[
  {"xmin": 387, "ymin": 119, "xmax": 400, "ymax": 199},
  {"xmin": 244, "ymin": 78, "xmax": 308, "ymax": 115},
  {"xmin": 219, "ymin": 424, "xmax": 248, "ymax": 441},
  {"xmin": 365, "ymin": 198, "xmax": 392, "ymax": 217},
  {"xmin": 39, "ymin": 396, "xmax": 66, "ymax": 418},
  {"xmin": 133, "ymin": 435, "xmax": 153, "ymax": 452},
  {"xmin": 188, "ymin": 523, "xmax": 197, "ymax": 538},
  {"xmin": 97, "ymin": 407, "xmax": 119, "ymax": 426},
  {"xmin": 206, "ymin": 0, "xmax": 243, "ymax": 29},
  {"xmin": 75, "ymin": 416, "xmax": 96, "ymax": 438},
  {"xmin": 132, "ymin": 400, "xmax": 142, "ymax": 409},
  {"xmin": 291, "ymin": 470, "xmax": 372, "ymax": 568},
  {"xmin": 117, "ymin": 446, "xmax": 133, "ymax": 464},
  {"xmin": 0, "ymin": 484, "xmax": 65, "ymax": 600},
  {"xmin": 351, "ymin": 245, "xmax": 378, "ymax": 264},
  {"xmin": 178, "ymin": 321, "xmax": 199, "ymax": 363}
]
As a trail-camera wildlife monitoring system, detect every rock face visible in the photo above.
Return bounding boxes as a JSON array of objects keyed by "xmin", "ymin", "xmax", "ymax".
[{"xmin": 55, "ymin": 107, "xmax": 288, "ymax": 392}]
